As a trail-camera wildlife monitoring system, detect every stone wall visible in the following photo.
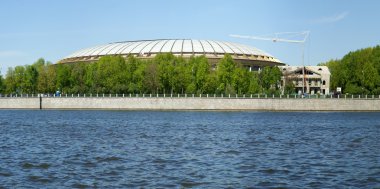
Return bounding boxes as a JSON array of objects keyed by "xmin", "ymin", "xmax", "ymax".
[
  {"xmin": 1, "ymin": 97, "xmax": 380, "ymax": 111},
  {"xmin": 0, "ymin": 98, "xmax": 40, "ymax": 109}
]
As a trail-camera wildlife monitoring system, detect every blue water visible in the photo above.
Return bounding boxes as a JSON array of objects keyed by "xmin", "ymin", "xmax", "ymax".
[{"xmin": 0, "ymin": 110, "xmax": 379, "ymax": 188}]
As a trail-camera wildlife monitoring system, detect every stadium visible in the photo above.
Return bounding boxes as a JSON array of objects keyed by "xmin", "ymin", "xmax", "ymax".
[{"xmin": 59, "ymin": 39, "xmax": 284, "ymax": 71}]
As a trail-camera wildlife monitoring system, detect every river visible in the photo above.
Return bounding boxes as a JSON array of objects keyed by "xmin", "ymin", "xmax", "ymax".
[{"xmin": 0, "ymin": 110, "xmax": 379, "ymax": 188}]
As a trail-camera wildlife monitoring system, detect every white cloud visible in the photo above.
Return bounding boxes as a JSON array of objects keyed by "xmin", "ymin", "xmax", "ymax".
[
  {"xmin": 314, "ymin": 11, "xmax": 349, "ymax": 24},
  {"xmin": 0, "ymin": 51, "xmax": 26, "ymax": 57}
]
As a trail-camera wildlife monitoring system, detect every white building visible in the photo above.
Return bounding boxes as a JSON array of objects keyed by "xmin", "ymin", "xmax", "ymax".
[
  {"xmin": 279, "ymin": 66, "xmax": 330, "ymax": 95},
  {"xmin": 59, "ymin": 39, "xmax": 284, "ymax": 69}
]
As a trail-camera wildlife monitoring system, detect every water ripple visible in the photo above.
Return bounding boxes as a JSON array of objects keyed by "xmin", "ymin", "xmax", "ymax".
[{"xmin": 0, "ymin": 110, "xmax": 379, "ymax": 188}]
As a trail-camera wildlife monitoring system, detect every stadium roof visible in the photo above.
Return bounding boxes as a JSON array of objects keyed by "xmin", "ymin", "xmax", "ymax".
[{"xmin": 59, "ymin": 39, "xmax": 282, "ymax": 65}]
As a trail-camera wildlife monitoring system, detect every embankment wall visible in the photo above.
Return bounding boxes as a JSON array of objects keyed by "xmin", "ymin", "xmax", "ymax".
[
  {"xmin": 0, "ymin": 98, "xmax": 40, "ymax": 109},
  {"xmin": 1, "ymin": 97, "xmax": 380, "ymax": 111}
]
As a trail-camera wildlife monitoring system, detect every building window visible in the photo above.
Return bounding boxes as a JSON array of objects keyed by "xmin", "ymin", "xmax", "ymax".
[{"xmin": 322, "ymin": 80, "xmax": 326, "ymax": 85}]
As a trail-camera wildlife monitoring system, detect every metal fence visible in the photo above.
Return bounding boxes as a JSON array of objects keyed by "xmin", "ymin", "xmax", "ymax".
[{"xmin": 1, "ymin": 93, "xmax": 380, "ymax": 100}]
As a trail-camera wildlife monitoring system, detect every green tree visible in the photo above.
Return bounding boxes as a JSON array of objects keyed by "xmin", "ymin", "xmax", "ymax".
[
  {"xmin": 233, "ymin": 66, "xmax": 250, "ymax": 94},
  {"xmin": 1, "ymin": 53, "xmax": 296, "ymax": 96},
  {"xmin": 248, "ymin": 72, "xmax": 261, "ymax": 94},
  {"xmin": 318, "ymin": 59, "xmax": 342, "ymax": 91},
  {"xmin": 320, "ymin": 45, "xmax": 380, "ymax": 94},
  {"xmin": 37, "ymin": 62, "xmax": 56, "ymax": 93},
  {"xmin": 125, "ymin": 55, "xmax": 138, "ymax": 93},
  {"xmin": 217, "ymin": 54, "xmax": 236, "ymax": 93},
  {"xmin": 204, "ymin": 72, "xmax": 218, "ymax": 94},
  {"xmin": 260, "ymin": 66, "xmax": 282, "ymax": 93},
  {"xmin": 4, "ymin": 66, "xmax": 27, "ymax": 94},
  {"xmin": 144, "ymin": 61, "xmax": 160, "ymax": 94},
  {"xmin": 70, "ymin": 63, "xmax": 87, "ymax": 94},
  {"xmin": 195, "ymin": 56, "xmax": 210, "ymax": 93},
  {"xmin": 361, "ymin": 61, "xmax": 379, "ymax": 92},
  {"xmin": 173, "ymin": 57, "xmax": 191, "ymax": 94},
  {"xmin": 24, "ymin": 65, "xmax": 39, "ymax": 94},
  {"xmin": 0, "ymin": 72, "xmax": 4, "ymax": 93},
  {"xmin": 4, "ymin": 67, "xmax": 16, "ymax": 94},
  {"xmin": 96, "ymin": 56, "xmax": 127, "ymax": 93},
  {"xmin": 55, "ymin": 64, "xmax": 71, "ymax": 94},
  {"xmin": 14, "ymin": 66, "xmax": 26, "ymax": 94},
  {"xmin": 84, "ymin": 61, "xmax": 98, "ymax": 93},
  {"xmin": 187, "ymin": 56, "xmax": 210, "ymax": 94},
  {"xmin": 186, "ymin": 56, "xmax": 198, "ymax": 94},
  {"xmin": 283, "ymin": 80, "xmax": 296, "ymax": 94},
  {"xmin": 155, "ymin": 53, "xmax": 177, "ymax": 93},
  {"xmin": 134, "ymin": 62, "xmax": 146, "ymax": 93}
]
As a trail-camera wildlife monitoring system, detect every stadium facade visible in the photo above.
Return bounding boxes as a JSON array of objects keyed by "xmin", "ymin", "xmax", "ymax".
[{"xmin": 59, "ymin": 39, "xmax": 284, "ymax": 71}]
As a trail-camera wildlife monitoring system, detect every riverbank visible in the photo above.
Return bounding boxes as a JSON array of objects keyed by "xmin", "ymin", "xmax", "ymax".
[{"xmin": 1, "ymin": 97, "xmax": 380, "ymax": 111}]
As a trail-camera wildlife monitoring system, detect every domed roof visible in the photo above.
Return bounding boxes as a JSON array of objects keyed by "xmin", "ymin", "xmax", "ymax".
[{"xmin": 59, "ymin": 39, "xmax": 282, "ymax": 64}]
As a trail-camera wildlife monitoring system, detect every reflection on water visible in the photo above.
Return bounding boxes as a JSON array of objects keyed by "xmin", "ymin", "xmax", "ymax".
[{"xmin": 0, "ymin": 110, "xmax": 379, "ymax": 188}]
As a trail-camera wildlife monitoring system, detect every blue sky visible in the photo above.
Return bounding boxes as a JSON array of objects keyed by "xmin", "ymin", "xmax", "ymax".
[{"xmin": 1, "ymin": 0, "xmax": 379, "ymax": 74}]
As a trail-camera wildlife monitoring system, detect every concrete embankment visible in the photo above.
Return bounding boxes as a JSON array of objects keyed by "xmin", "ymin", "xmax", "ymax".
[
  {"xmin": 0, "ymin": 98, "xmax": 41, "ymax": 109},
  {"xmin": 1, "ymin": 97, "xmax": 380, "ymax": 111}
]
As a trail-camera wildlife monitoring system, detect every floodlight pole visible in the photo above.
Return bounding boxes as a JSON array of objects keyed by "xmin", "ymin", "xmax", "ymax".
[{"xmin": 302, "ymin": 42, "xmax": 306, "ymax": 95}]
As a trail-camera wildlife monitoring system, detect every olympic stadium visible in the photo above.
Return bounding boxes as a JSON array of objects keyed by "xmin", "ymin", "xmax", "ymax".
[{"xmin": 59, "ymin": 39, "xmax": 284, "ymax": 70}]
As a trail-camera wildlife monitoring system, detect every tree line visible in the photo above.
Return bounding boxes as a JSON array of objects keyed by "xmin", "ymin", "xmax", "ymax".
[
  {"xmin": 319, "ymin": 45, "xmax": 380, "ymax": 95},
  {"xmin": 0, "ymin": 54, "xmax": 283, "ymax": 95}
]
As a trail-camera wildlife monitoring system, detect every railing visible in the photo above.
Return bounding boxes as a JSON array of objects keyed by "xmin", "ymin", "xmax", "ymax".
[{"xmin": 1, "ymin": 93, "xmax": 380, "ymax": 100}]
